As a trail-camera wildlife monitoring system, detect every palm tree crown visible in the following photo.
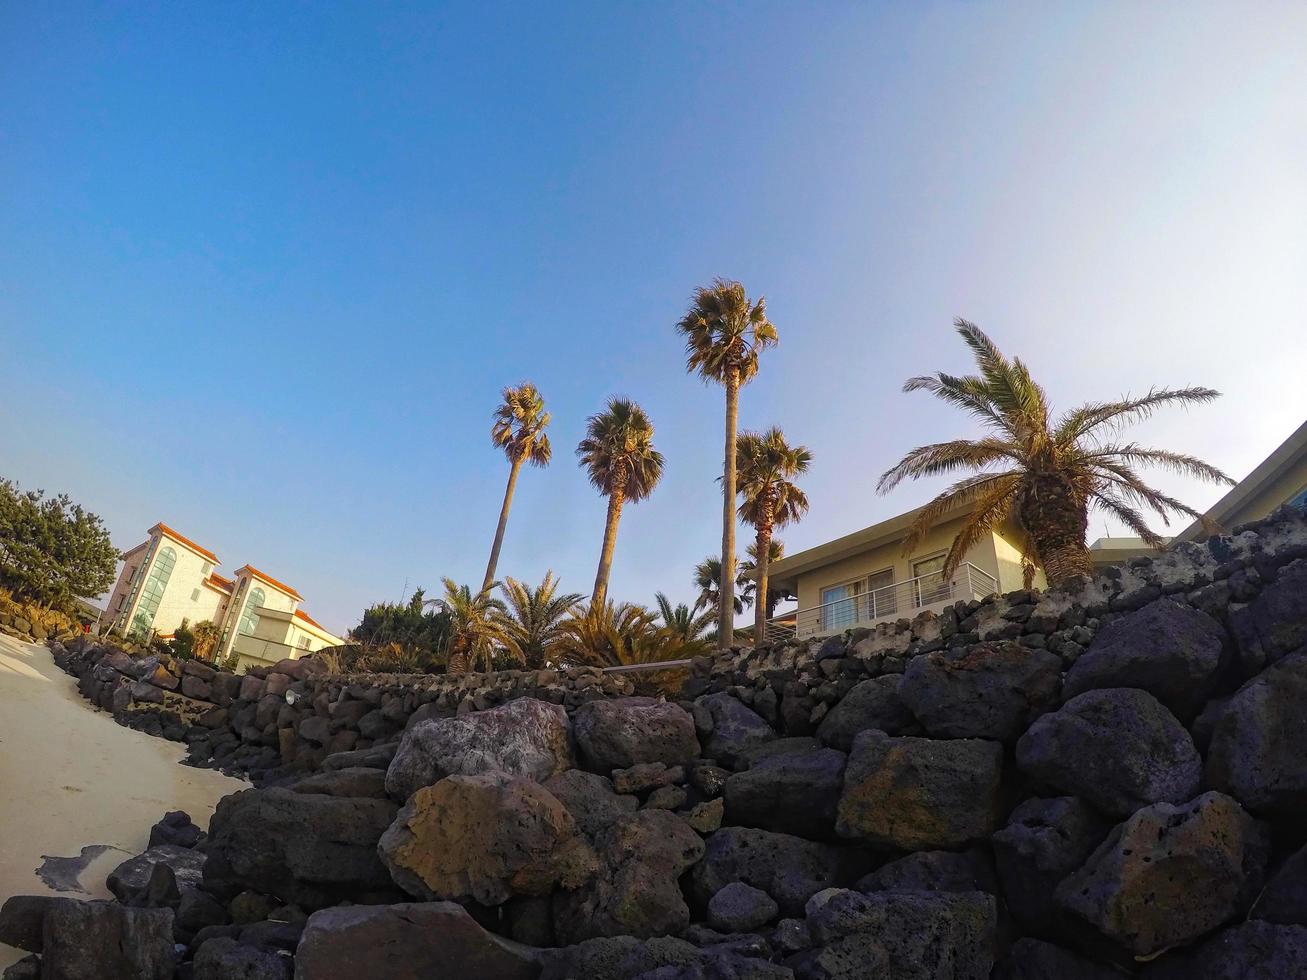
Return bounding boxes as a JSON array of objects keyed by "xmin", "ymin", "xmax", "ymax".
[
  {"xmin": 493, "ymin": 572, "xmax": 582, "ymax": 669},
  {"xmin": 877, "ymin": 320, "xmax": 1233, "ymax": 586},
  {"xmin": 440, "ymin": 577, "xmax": 509, "ymax": 674},
  {"xmin": 654, "ymin": 592, "xmax": 716, "ymax": 643},
  {"xmin": 491, "ymin": 383, "xmax": 552, "ymax": 467},
  {"xmin": 692, "ymin": 556, "xmax": 750, "ymax": 616}
]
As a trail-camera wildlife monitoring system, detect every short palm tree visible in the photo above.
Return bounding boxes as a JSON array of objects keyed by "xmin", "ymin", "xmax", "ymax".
[
  {"xmin": 440, "ymin": 577, "xmax": 509, "ymax": 674},
  {"xmin": 877, "ymin": 320, "xmax": 1233, "ymax": 586},
  {"xmin": 493, "ymin": 572, "xmax": 582, "ymax": 668},
  {"xmin": 654, "ymin": 592, "xmax": 715, "ymax": 644},
  {"xmin": 739, "ymin": 539, "xmax": 792, "ymax": 622},
  {"xmin": 576, "ymin": 398, "xmax": 665, "ymax": 607},
  {"xmin": 677, "ymin": 279, "xmax": 778, "ymax": 648},
  {"xmin": 483, "ymin": 383, "xmax": 552, "ymax": 591},
  {"xmin": 553, "ymin": 600, "xmax": 660, "ymax": 668},
  {"xmin": 736, "ymin": 428, "xmax": 811, "ymax": 644},
  {"xmin": 692, "ymin": 556, "xmax": 750, "ymax": 617}
]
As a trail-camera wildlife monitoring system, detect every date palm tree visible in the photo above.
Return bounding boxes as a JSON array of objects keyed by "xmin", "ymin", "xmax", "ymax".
[
  {"xmin": 654, "ymin": 592, "xmax": 715, "ymax": 644},
  {"xmin": 739, "ymin": 538, "xmax": 792, "ymax": 622},
  {"xmin": 483, "ymin": 383, "xmax": 552, "ymax": 592},
  {"xmin": 493, "ymin": 571, "xmax": 582, "ymax": 668},
  {"xmin": 877, "ymin": 320, "xmax": 1233, "ymax": 586},
  {"xmin": 736, "ymin": 428, "xmax": 811, "ymax": 644},
  {"xmin": 677, "ymin": 279, "xmax": 778, "ymax": 648},
  {"xmin": 576, "ymin": 398, "xmax": 665, "ymax": 607},
  {"xmin": 692, "ymin": 556, "xmax": 750, "ymax": 618},
  {"xmin": 440, "ymin": 577, "xmax": 509, "ymax": 674}
]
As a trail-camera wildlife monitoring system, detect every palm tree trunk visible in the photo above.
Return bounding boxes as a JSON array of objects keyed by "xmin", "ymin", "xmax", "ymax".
[
  {"xmin": 482, "ymin": 456, "xmax": 523, "ymax": 592},
  {"xmin": 592, "ymin": 487, "xmax": 625, "ymax": 607},
  {"xmin": 1022, "ymin": 474, "xmax": 1094, "ymax": 587},
  {"xmin": 719, "ymin": 368, "xmax": 740, "ymax": 649},
  {"xmin": 752, "ymin": 523, "xmax": 773, "ymax": 646}
]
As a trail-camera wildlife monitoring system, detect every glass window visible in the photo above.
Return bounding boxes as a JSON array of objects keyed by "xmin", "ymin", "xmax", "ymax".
[
  {"xmin": 913, "ymin": 555, "xmax": 951, "ymax": 607},
  {"xmin": 237, "ymin": 587, "xmax": 265, "ymax": 636},
  {"xmin": 820, "ymin": 583, "xmax": 858, "ymax": 633},
  {"xmin": 1289, "ymin": 486, "xmax": 1307, "ymax": 511},
  {"xmin": 867, "ymin": 568, "xmax": 897, "ymax": 619},
  {"xmin": 130, "ymin": 547, "xmax": 176, "ymax": 638}
]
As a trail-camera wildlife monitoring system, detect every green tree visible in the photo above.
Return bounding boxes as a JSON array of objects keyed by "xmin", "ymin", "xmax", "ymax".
[
  {"xmin": 493, "ymin": 571, "xmax": 582, "ymax": 668},
  {"xmin": 737, "ymin": 428, "xmax": 811, "ymax": 644},
  {"xmin": 691, "ymin": 556, "xmax": 750, "ymax": 618},
  {"xmin": 654, "ymin": 592, "xmax": 715, "ymax": 644},
  {"xmin": 676, "ymin": 279, "xmax": 778, "ymax": 648},
  {"xmin": 483, "ymin": 383, "xmax": 553, "ymax": 591},
  {"xmin": 349, "ymin": 590, "xmax": 451, "ymax": 668},
  {"xmin": 171, "ymin": 618, "xmax": 195, "ymax": 660},
  {"xmin": 441, "ymin": 577, "xmax": 509, "ymax": 674},
  {"xmin": 192, "ymin": 619, "xmax": 222, "ymax": 661},
  {"xmin": 878, "ymin": 320, "xmax": 1233, "ymax": 586},
  {"xmin": 576, "ymin": 398, "xmax": 664, "ymax": 607},
  {"xmin": 0, "ymin": 479, "xmax": 117, "ymax": 609}
]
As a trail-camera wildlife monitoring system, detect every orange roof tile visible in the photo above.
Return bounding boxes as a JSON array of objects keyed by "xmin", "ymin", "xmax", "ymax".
[
  {"xmin": 150, "ymin": 523, "xmax": 219, "ymax": 563},
  {"xmin": 293, "ymin": 608, "xmax": 324, "ymax": 630},
  {"xmin": 236, "ymin": 565, "xmax": 304, "ymax": 601},
  {"xmin": 203, "ymin": 572, "xmax": 233, "ymax": 592}
]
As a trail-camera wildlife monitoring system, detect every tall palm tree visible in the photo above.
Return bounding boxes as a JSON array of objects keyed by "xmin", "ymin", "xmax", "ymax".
[
  {"xmin": 677, "ymin": 279, "xmax": 778, "ymax": 648},
  {"xmin": 692, "ymin": 556, "xmax": 750, "ymax": 617},
  {"xmin": 877, "ymin": 320, "xmax": 1233, "ymax": 586},
  {"xmin": 440, "ymin": 577, "xmax": 509, "ymax": 674},
  {"xmin": 739, "ymin": 539, "xmax": 792, "ymax": 621},
  {"xmin": 483, "ymin": 383, "xmax": 552, "ymax": 592},
  {"xmin": 493, "ymin": 572, "xmax": 582, "ymax": 668},
  {"xmin": 576, "ymin": 398, "xmax": 665, "ymax": 607},
  {"xmin": 654, "ymin": 592, "xmax": 716, "ymax": 644},
  {"xmin": 736, "ymin": 428, "xmax": 811, "ymax": 644}
]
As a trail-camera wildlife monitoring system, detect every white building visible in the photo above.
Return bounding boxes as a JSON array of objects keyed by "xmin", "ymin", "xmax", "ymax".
[{"xmin": 104, "ymin": 523, "xmax": 344, "ymax": 670}]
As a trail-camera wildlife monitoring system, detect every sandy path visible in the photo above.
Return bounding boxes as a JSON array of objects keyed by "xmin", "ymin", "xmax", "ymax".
[{"xmin": 0, "ymin": 634, "xmax": 246, "ymax": 968}]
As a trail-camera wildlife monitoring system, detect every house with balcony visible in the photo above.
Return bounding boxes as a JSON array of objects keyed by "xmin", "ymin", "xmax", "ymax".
[
  {"xmin": 761, "ymin": 503, "xmax": 1045, "ymax": 642},
  {"xmin": 103, "ymin": 523, "xmax": 344, "ymax": 670}
]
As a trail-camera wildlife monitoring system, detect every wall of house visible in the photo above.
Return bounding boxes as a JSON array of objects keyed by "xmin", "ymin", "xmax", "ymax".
[
  {"xmin": 104, "ymin": 544, "xmax": 148, "ymax": 627},
  {"xmin": 992, "ymin": 532, "xmax": 1048, "ymax": 592},
  {"xmin": 1216, "ymin": 457, "xmax": 1307, "ymax": 531},
  {"xmin": 792, "ymin": 516, "xmax": 1005, "ymax": 614}
]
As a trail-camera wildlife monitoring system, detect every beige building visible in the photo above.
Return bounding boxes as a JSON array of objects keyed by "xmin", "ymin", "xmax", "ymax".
[
  {"xmin": 104, "ymin": 523, "xmax": 344, "ymax": 670},
  {"xmin": 762, "ymin": 505, "xmax": 1045, "ymax": 641}
]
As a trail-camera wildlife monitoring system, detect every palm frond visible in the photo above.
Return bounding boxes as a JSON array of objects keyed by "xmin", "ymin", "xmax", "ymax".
[
  {"xmin": 877, "ymin": 439, "xmax": 1019, "ymax": 494},
  {"xmin": 1055, "ymin": 387, "xmax": 1223, "ymax": 444}
]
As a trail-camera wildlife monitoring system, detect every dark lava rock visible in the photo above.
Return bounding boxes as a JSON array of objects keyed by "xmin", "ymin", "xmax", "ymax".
[
  {"xmin": 707, "ymin": 882, "xmax": 780, "ymax": 933},
  {"xmin": 543, "ymin": 769, "xmax": 639, "ymax": 838},
  {"xmin": 106, "ymin": 845, "xmax": 205, "ymax": 903},
  {"xmin": 995, "ymin": 938, "xmax": 1125, "ymax": 980},
  {"xmin": 148, "ymin": 810, "xmax": 204, "ymax": 849},
  {"xmin": 899, "ymin": 640, "xmax": 1062, "ymax": 742},
  {"xmin": 538, "ymin": 935, "xmax": 702, "ymax": 980},
  {"xmin": 1252, "ymin": 842, "xmax": 1307, "ymax": 925},
  {"xmin": 293, "ymin": 902, "xmax": 538, "ymax": 979},
  {"xmin": 723, "ymin": 747, "xmax": 845, "ymax": 839},
  {"xmin": 573, "ymin": 697, "xmax": 701, "ymax": 772},
  {"xmin": 192, "ymin": 936, "xmax": 291, "ymax": 980},
  {"xmin": 1141, "ymin": 920, "xmax": 1307, "ymax": 980},
  {"xmin": 1056, "ymin": 791, "xmax": 1270, "ymax": 957},
  {"xmin": 1229, "ymin": 558, "xmax": 1307, "ymax": 673},
  {"xmin": 1207, "ymin": 652, "xmax": 1307, "ymax": 817},
  {"xmin": 0, "ymin": 895, "xmax": 78, "ymax": 952},
  {"xmin": 1063, "ymin": 597, "xmax": 1225, "ymax": 720},
  {"xmin": 40, "ymin": 899, "xmax": 175, "ymax": 980},
  {"xmin": 288, "ymin": 767, "xmax": 389, "ymax": 799},
  {"xmin": 697, "ymin": 693, "xmax": 777, "ymax": 769},
  {"xmin": 1015, "ymin": 688, "xmax": 1202, "ymax": 818},
  {"xmin": 856, "ymin": 848, "xmax": 997, "ymax": 895},
  {"xmin": 836, "ymin": 729, "xmax": 1003, "ymax": 850},
  {"xmin": 691, "ymin": 827, "xmax": 845, "ymax": 916},
  {"xmin": 815, "ymin": 675, "xmax": 916, "ymax": 750}
]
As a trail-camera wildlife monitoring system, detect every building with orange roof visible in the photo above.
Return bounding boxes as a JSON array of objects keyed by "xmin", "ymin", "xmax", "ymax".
[{"xmin": 104, "ymin": 523, "xmax": 343, "ymax": 670}]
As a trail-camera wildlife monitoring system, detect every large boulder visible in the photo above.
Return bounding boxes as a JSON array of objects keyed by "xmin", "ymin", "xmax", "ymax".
[
  {"xmin": 856, "ymin": 848, "xmax": 997, "ymax": 896},
  {"xmin": 0, "ymin": 895, "xmax": 78, "ymax": 953},
  {"xmin": 996, "ymin": 938, "xmax": 1124, "ymax": 980},
  {"xmin": 537, "ymin": 935, "xmax": 702, "ymax": 980},
  {"xmin": 106, "ymin": 845, "xmax": 205, "ymax": 903},
  {"xmin": 836, "ymin": 729, "xmax": 1003, "ymax": 850},
  {"xmin": 193, "ymin": 937, "xmax": 291, "ymax": 980},
  {"xmin": 40, "ymin": 899, "xmax": 174, "ymax": 980},
  {"xmin": 553, "ymin": 809, "xmax": 705, "ymax": 943},
  {"xmin": 290, "ymin": 768, "xmax": 389, "ymax": 799},
  {"xmin": 798, "ymin": 888, "xmax": 996, "ymax": 980},
  {"xmin": 1253, "ymin": 843, "xmax": 1307, "ymax": 925},
  {"xmin": 707, "ymin": 882, "xmax": 779, "ymax": 933},
  {"xmin": 899, "ymin": 641, "xmax": 1062, "ymax": 743},
  {"xmin": 1207, "ymin": 653, "xmax": 1307, "ymax": 817},
  {"xmin": 378, "ymin": 771, "xmax": 598, "ymax": 906},
  {"xmin": 542, "ymin": 770, "xmax": 638, "ymax": 839},
  {"xmin": 204, "ymin": 787, "xmax": 398, "ymax": 908},
  {"xmin": 690, "ymin": 827, "xmax": 845, "ymax": 916},
  {"xmin": 1056, "ymin": 791, "xmax": 1270, "ymax": 957},
  {"xmin": 1015, "ymin": 688, "xmax": 1202, "ymax": 818},
  {"xmin": 991, "ymin": 796, "xmax": 1111, "ymax": 937},
  {"xmin": 573, "ymin": 698, "xmax": 701, "ymax": 772},
  {"xmin": 1142, "ymin": 920, "xmax": 1307, "ymax": 980},
  {"xmin": 149, "ymin": 810, "xmax": 204, "ymax": 849},
  {"xmin": 292, "ymin": 902, "xmax": 539, "ymax": 980},
  {"xmin": 1063, "ymin": 598, "xmax": 1225, "ymax": 719},
  {"xmin": 723, "ymin": 747, "xmax": 845, "ymax": 839},
  {"xmin": 815, "ymin": 675, "xmax": 916, "ymax": 750},
  {"xmin": 696, "ymin": 693, "xmax": 777, "ymax": 769},
  {"xmin": 1229, "ymin": 558, "xmax": 1307, "ymax": 673},
  {"xmin": 385, "ymin": 698, "xmax": 574, "ymax": 801}
]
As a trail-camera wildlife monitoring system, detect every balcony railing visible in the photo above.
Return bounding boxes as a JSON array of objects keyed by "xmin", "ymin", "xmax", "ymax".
[{"xmin": 764, "ymin": 562, "xmax": 999, "ymax": 643}]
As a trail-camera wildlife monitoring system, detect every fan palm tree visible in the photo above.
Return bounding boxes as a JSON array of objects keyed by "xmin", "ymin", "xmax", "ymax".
[
  {"xmin": 440, "ymin": 577, "xmax": 509, "ymax": 674},
  {"xmin": 493, "ymin": 572, "xmax": 583, "ymax": 668},
  {"xmin": 483, "ymin": 383, "xmax": 552, "ymax": 591},
  {"xmin": 576, "ymin": 398, "xmax": 665, "ymax": 607},
  {"xmin": 739, "ymin": 539, "xmax": 792, "ymax": 622},
  {"xmin": 877, "ymin": 320, "xmax": 1233, "ymax": 587},
  {"xmin": 736, "ymin": 428, "xmax": 811, "ymax": 644},
  {"xmin": 676, "ymin": 279, "xmax": 778, "ymax": 648},
  {"xmin": 692, "ymin": 556, "xmax": 750, "ymax": 617},
  {"xmin": 654, "ymin": 592, "xmax": 715, "ymax": 644}
]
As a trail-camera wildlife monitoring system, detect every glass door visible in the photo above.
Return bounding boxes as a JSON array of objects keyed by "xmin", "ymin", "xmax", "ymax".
[
  {"xmin": 913, "ymin": 555, "xmax": 950, "ymax": 607},
  {"xmin": 820, "ymin": 582, "xmax": 858, "ymax": 632},
  {"xmin": 866, "ymin": 568, "xmax": 896, "ymax": 619}
]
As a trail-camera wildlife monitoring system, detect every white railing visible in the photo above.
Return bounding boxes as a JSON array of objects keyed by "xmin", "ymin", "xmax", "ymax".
[{"xmin": 764, "ymin": 562, "xmax": 999, "ymax": 642}]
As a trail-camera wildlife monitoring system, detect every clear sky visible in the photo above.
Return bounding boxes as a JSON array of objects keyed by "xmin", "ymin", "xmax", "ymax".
[{"xmin": 3, "ymin": 3, "xmax": 1305, "ymax": 635}]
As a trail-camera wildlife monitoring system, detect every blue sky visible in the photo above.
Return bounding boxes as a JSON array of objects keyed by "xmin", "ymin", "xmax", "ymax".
[{"xmin": 3, "ymin": 2, "xmax": 1305, "ymax": 634}]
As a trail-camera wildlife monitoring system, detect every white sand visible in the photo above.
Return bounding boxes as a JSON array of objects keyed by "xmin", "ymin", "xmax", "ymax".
[{"xmin": 0, "ymin": 634, "xmax": 246, "ymax": 968}]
